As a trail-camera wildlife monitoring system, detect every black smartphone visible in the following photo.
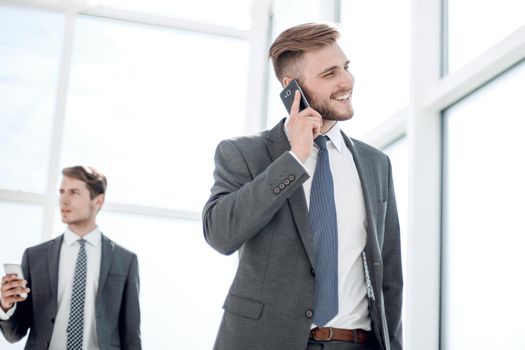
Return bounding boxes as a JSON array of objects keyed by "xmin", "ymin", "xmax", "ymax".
[{"xmin": 280, "ymin": 79, "xmax": 310, "ymax": 114}]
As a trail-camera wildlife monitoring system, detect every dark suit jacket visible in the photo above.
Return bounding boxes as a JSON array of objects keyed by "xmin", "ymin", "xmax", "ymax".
[
  {"xmin": 0, "ymin": 234, "xmax": 141, "ymax": 350},
  {"xmin": 203, "ymin": 119, "xmax": 403, "ymax": 350}
]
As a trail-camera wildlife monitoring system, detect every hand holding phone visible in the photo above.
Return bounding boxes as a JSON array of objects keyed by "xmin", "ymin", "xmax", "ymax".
[
  {"xmin": 2, "ymin": 263, "xmax": 29, "ymax": 308},
  {"xmin": 280, "ymin": 79, "xmax": 310, "ymax": 114},
  {"xmin": 280, "ymin": 80, "xmax": 322, "ymax": 163}
]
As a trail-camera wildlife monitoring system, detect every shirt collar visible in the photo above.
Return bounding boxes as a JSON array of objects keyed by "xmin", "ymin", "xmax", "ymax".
[
  {"xmin": 283, "ymin": 117, "xmax": 344, "ymax": 153},
  {"xmin": 324, "ymin": 122, "xmax": 343, "ymax": 153},
  {"xmin": 64, "ymin": 227, "xmax": 101, "ymax": 247}
]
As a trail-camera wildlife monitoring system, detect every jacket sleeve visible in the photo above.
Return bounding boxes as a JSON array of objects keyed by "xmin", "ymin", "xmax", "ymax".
[
  {"xmin": 119, "ymin": 254, "xmax": 142, "ymax": 350},
  {"xmin": 202, "ymin": 139, "xmax": 309, "ymax": 255},
  {"xmin": 0, "ymin": 249, "xmax": 32, "ymax": 343},
  {"xmin": 382, "ymin": 157, "xmax": 403, "ymax": 350}
]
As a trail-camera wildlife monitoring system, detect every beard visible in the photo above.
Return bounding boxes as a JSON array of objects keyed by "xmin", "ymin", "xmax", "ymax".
[{"xmin": 299, "ymin": 81, "xmax": 354, "ymax": 121}]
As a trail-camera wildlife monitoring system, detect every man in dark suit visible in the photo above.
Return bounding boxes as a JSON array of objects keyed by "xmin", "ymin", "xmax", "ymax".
[
  {"xmin": 0, "ymin": 166, "xmax": 141, "ymax": 350},
  {"xmin": 203, "ymin": 23, "xmax": 403, "ymax": 350}
]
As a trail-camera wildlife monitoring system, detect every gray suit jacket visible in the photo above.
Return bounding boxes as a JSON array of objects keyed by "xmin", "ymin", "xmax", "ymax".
[
  {"xmin": 0, "ymin": 234, "xmax": 141, "ymax": 350},
  {"xmin": 203, "ymin": 119, "xmax": 403, "ymax": 350}
]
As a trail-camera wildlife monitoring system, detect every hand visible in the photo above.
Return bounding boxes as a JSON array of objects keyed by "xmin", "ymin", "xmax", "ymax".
[
  {"xmin": 288, "ymin": 90, "xmax": 322, "ymax": 163},
  {"xmin": 1, "ymin": 274, "xmax": 30, "ymax": 312}
]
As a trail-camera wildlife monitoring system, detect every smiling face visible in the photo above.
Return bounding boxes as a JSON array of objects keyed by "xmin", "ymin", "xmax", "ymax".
[
  {"xmin": 59, "ymin": 176, "xmax": 103, "ymax": 234},
  {"xmin": 285, "ymin": 42, "xmax": 355, "ymax": 123}
]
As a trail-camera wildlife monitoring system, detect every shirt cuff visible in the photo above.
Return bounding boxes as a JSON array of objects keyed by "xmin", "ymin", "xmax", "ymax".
[
  {"xmin": 0, "ymin": 303, "xmax": 16, "ymax": 320},
  {"xmin": 288, "ymin": 151, "xmax": 308, "ymax": 171}
]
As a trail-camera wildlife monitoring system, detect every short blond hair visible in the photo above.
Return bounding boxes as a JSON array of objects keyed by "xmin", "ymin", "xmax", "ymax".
[{"xmin": 269, "ymin": 23, "xmax": 340, "ymax": 81}]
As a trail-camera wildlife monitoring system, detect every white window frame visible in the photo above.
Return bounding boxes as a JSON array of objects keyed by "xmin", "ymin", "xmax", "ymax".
[{"xmin": 0, "ymin": 0, "xmax": 271, "ymax": 240}]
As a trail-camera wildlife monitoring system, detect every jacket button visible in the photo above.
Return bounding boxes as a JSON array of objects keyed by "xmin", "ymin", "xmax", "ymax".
[
  {"xmin": 274, "ymin": 187, "xmax": 280, "ymax": 194},
  {"xmin": 306, "ymin": 309, "xmax": 313, "ymax": 318},
  {"xmin": 310, "ymin": 268, "xmax": 315, "ymax": 276},
  {"xmin": 284, "ymin": 179, "xmax": 290, "ymax": 185},
  {"xmin": 289, "ymin": 175, "xmax": 295, "ymax": 181},
  {"xmin": 279, "ymin": 183, "xmax": 285, "ymax": 189}
]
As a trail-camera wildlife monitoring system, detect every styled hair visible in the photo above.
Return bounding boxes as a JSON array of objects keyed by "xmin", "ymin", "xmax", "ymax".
[
  {"xmin": 62, "ymin": 166, "xmax": 107, "ymax": 199},
  {"xmin": 269, "ymin": 22, "xmax": 340, "ymax": 82}
]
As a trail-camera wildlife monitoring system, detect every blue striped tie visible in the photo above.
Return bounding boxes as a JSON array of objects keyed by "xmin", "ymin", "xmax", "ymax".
[
  {"xmin": 309, "ymin": 135, "xmax": 339, "ymax": 326},
  {"xmin": 67, "ymin": 239, "xmax": 87, "ymax": 350}
]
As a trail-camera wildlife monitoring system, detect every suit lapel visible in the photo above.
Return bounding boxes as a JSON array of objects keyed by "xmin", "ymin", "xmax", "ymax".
[
  {"xmin": 341, "ymin": 132, "xmax": 388, "ymax": 347},
  {"xmin": 47, "ymin": 235, "xmax": 63, "ymax": 314},
  {"xmin": 98, "ymin": 234, "xmax": 114, "ymax": 294},
  {"xmin": 342, "ymin": 133, "xmax": 382, "ymax": 262},
  {"xmin": 266, "ymin": 119, "xmax": 315, "ymax": 267}
]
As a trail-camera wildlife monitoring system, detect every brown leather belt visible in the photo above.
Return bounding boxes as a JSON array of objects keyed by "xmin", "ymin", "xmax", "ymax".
[{"xmin": 310, "ymin": 327, "xmax": 370, "ymax": 343}]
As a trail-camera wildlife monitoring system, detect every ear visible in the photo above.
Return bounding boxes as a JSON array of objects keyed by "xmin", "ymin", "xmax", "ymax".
[
  {"xmin": 281, "ymin": 76, "xmax": 293, "ymax": 88},
  {"xmin": 94, "ymin": 194, "xmax": 105, "ymax": 210}
]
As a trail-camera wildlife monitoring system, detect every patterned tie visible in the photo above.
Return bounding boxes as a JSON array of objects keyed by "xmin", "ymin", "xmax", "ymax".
[
  {"xmin": 309, "ymin": 135, "xmax": 339, "ymax": 326},
  {"xmin": 67, "ymin": 239, "xmax": 87, "ymax": 350}
]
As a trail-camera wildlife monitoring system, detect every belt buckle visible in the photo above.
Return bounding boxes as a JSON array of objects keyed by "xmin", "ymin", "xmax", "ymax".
[{"xmin": 314, "ymin": 327, "xmax": 333, "ymax": 341}]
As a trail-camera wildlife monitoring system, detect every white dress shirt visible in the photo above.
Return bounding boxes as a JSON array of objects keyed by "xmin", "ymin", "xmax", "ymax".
[
  {"xmin": 285, "ymin": 119, "xmax": 371, "ymax": 330},
  {"xmin": 0, "ymin": 298, "xmax": 16, "ymax": 319},
  {"xmin": 49, "ymin": 228, "xmax": 102, "ymax": 350}
]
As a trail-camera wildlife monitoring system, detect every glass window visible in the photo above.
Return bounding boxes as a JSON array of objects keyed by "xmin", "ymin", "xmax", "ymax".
[
  {"xmin": 84, "ymin": 0, "xmax": 253, "ymax": 30},
  {"xmin": 0, "ymin": 6, "xmax": 64, "ymax": 193},
  {"xmin": 339, "ymin": 0, "xmax": 411, "ymax": 138},
  {"xmin": 95, "ymin": 212, "xmax": 237, "ymax": 349},
  {"xmin": 270, "ymin": 0, "xmax": 323, "ymax": 36},
  {"xmin": 61, "ymin": 15, "xmax": 249, "ymax": 213},
  {"xmin": 446, "ymin": 0, "xmax": 525, "ymax": 74},
  {"xmin": 0, "ymin": 200, "xmax": 44, "ymax": 267},
  {"xmin": 442, "ymin": 60, "xmax": 525, "ymax": 349},
  {"xmin": 266, "ymin": 66, "xmax": 287, "ymax": 129}
]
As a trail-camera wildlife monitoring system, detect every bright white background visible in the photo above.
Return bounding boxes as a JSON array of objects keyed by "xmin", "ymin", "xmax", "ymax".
[
  {"xmin": 1, "ymin": 0, "xmax": 524, "ymax": 349},
  {"xmin": 442, "ymin": 60, "xmax": 525, "ymax": 350}
]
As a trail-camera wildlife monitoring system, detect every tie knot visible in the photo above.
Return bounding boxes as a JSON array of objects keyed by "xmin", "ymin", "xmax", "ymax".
[
  {"xmin": 78, "ymin": 239, "xmax": 86, "ymax": 247},
  {"xmin": 315, "ymin": 135, "xmax": 329, "ymax": 150}
]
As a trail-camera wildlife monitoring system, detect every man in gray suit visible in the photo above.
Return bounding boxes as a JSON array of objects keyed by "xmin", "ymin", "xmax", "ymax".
[
  {"xmin": 203, "ymin": 23, "xmax": 402, "ymax": 350},
  {"xmin": 0, "ymin": 166, "xmax": 141, "ymax": 350}
]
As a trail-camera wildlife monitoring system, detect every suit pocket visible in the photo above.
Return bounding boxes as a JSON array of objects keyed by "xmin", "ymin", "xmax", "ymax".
[
  {"xmin": 223, "ymin": 294, "xmax": 264, "ymax": 320},
  {"xmin": 108, "ymin": 272, "xmax": 126, "ymax": 281}
]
